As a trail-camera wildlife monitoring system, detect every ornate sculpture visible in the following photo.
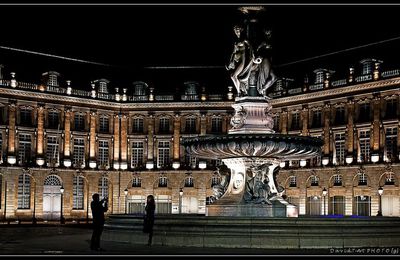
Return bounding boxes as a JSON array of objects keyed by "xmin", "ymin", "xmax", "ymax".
[
  {"xmin": 226, "ymin": 17, "xmax": 277, "ymax": 98},
  {"xmin": 209, "ymin": 164, "xmax": 231, "ymax": 203},
  {"xmin": 244, "ymin": 164, "xmax": 273, "ymax": 204}
]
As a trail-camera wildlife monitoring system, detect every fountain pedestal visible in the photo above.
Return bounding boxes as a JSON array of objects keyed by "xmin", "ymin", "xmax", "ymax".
[{"xmin": 183, "ymin": 96, "xmax": 322, "ymax": 218}]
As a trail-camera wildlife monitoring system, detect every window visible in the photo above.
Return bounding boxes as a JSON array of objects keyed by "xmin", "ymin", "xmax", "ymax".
[
  {"xmin": 131, "ymin": 142, "xmax": 144, "ymax": 168},
  {"xmin": 385, "ymin": 172, "xmax": 395, "ymax": 185},
  {"xmin": 311, "ymin": 110, "xmax": 322, "ymax": 128},
  {"xmin": 98, "ymin": 140, "xmax": 109, "ymax": 168},
  {"xmin": 99, "ymin": 82, "xmax": 108, "ymax": 93},
  {"xmin": 98, "ymin": 177, "xmax": 108, "ymax": 200},
  {"xmin": 291, "ymin": 112, "xmax": 300, "ymax": 130},
  {"xmin": 358, "ymin": 173, "xmax": 368, "ymax": 186},
  {"xmin": 211, "ymin": 117, "xmax": 222, "ymax": 133},
  {"xmin": 362, "ymin": 62, "xmax": 372, "ymax": 75},
  {"xmin": 132, "ymin": 118, "xmax": 144, "ymax": 133},
  {"xmin": 385, "ymin": 127, "xmax": 398, "ymax": 162},
  {"xmin": 132, "ymin": 177, "xmax": 142, "ymax": 187},
  {"xmin": 159, "ymin": 118, "xmax": 170, "ymax": 133},
  {"xmin": 46, "ymin": 136, "xmax": 59, "ymax": 166},
  {"xmin": 335, "ymin": 106, "xmax": 345, "ymax": 125},
  {"xmin": 99, "ymin": 116, "xmax": 109, "ymax": 133},
  {"xmin": 273, "ymin": 115, "xmax": 280, "ymax": 131},
  {"xmin": 329, "ymin": 196, "xmax": 345, "ymax": 215},
  {"xmin": 385, "ymin": 99, "xmax": 398, "ymax": 119},
  {"xmin": 333, "ymin": 175, "xmax": 343, "ymax": 186},
  {"xmin": 310, "ymin": 176, "xmax": 319, "ymax": 186},
  {"xmin": 306, "ymin": 196, "xmax": 321, "ymax": 215},
  {"xmin": 184, "ymin": 176, "xmax": 194, "ymax": 187},
  {"xmin": 310, "ymin": 135, "xmax": 322, "ymax": 167},
  {"xmin": 315, "ymin": 71, "xmax": 324, "ymax": 84},
  {"xmin": 18, "ymin": 134, "xmax": 31, "ymax": 166},
  {"xmin": 211, "ymin": 175, "xmax": 221, "ymax": 187},
  {"xmin": 158, "ymin": 176, "xmax": 168, "ymax": 187},
  {"xmin": 358, "ymin": 130, "xmax": 370, "ymax": 163},
  {"xmin": 185, "ymin": 117, "xmax": 196, "ymax": 133},
  {"xmin": 289, "ymin": 176, "xmax": 297, "ymax": 187},
  {"xmin": 157, "ymin": 141, "xmax": 170, "ymax": 168},
  {"xmin": 334, "ymin": 133, "xmax": 345, "ymax": 165},
  {"xmin": 184, "ymin": 153, "xmax": 197, "ymax": 169},
  {"xmin": 354, "ymin": 196, "xmax": 371, "ymax": 216},
  {"xmin": 74, "ymin": 114, "xmax": 85, "ymax": 131},
  {"xmin": 48, "ymin": 74, "xmax": 58, "ymax": 86},
  {"xmin": 358, "ymin": 103, "xmax": 370, "ymax": 122},
  {"xmin": 48, "ymin": 111, "xmax": 59, "ymax": 129},
  {"xmin": 20, "ymin": 108, "xmax": 32, "ymax": 126},
  {"xmin": 73, "ymin": 138, "xmax": 85, "ymax": 167},
  {"xmin": 73, "ymin": 176, "xmax": 84, "ymax": 209},
  {"xmin": 18, "ymin": 174, "xmax": 30, "ymax": 209}
]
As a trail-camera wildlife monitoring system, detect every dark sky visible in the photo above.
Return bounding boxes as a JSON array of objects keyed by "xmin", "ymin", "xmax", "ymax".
[{"xmin": 1, "ymin": 4, "xmax": 400, "ymax": 94}]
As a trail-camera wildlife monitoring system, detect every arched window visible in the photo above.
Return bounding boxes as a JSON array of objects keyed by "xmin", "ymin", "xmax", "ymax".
[
  {"xmin": 18, "ymin": 174, "xmax": 31, "ymax": 209},
  {"xmin": 289, "ymin": 176, "xmax": 297, "ymax": 187},
  {"xmin": 73, "ymin": 176, "xmax": 84, "ymax": 209},
  {"xmin": 333, "ymin": 174, "xmax": 342, "ymax": 186},
  {"xmin": 158, "ymin": 176, "xmax": 168, "ymax": 187},
  {"xmin": 44, "ymin": 175, "xmax": 62, "ymax": 186},
  {"xmin": 310, "ymin": 176, "xmax": 319, "ymax": 186},
  {"xmin": 132, "ymin": 177, "xmax": 142, "ymax": 187},
  {"xmin": 358, "ymin": 173, "xmax": 367, "ymax": 186},
  {"xmin": 98, "ymin": 177, "xmax": 109, "ymax": 200},
  {"xmin": 184, "ymin": 176, "xmax": 194, "ymax": 187},
  {"xmin": 211, "ymin": 175, "xmax": 221, "ymax": 187},
  {"xmin": 385, "ymin": 172, "xmax": 395, "ymax": 185}
]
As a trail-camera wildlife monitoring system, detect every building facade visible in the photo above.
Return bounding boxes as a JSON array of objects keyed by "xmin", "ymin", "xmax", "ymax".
[{"xmin": 0, "ymin": 58, "xmax": 399, "ymax": 222}]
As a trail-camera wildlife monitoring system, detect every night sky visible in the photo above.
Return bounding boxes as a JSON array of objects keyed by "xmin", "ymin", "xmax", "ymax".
[{"xmin": 1, "ymin": 4, "xmax": 400, "ymax": 94}]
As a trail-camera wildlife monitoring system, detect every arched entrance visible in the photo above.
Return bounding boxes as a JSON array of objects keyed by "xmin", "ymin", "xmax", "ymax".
[{"xmin": 43, "ymin": 175, "xmax": 62, "ymax": 220}]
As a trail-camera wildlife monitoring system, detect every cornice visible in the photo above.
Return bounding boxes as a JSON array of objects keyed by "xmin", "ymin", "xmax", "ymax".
[
  {"xmin": 270, "ymin": 77, "xmax": 400, "ymax": 107},
  {"xmin": 1, "ymin": 76, "xmax": 399, "ymax": 110}
]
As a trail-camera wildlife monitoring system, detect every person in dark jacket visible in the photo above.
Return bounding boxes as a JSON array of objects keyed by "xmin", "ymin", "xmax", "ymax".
[
  {"xmin": 90, "ymin": 193, "xmax": 108, "ymax": 251},
  {"xmin": 143, "ymin": 195, "xmax": 155, "ymax": 246}
]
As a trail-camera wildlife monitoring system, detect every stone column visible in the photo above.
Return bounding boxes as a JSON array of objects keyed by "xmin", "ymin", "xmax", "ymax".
[
  {"xmin": 63, "ymin": 108, "xmax": 71, "ymax": 167},
  {"xmin": 36, "ymin": 105, "xmax": 45, "ymax": 165},
  {"xmin": 281, "ymin": 109, "xmax": 288, "ymax": 134},
  {"xmin": 200, "ymin": 113, "xmax": 207, "ymax": 136},
  {"xmin": 301, "ymin": 106, "xmax": 309, "ymax": 136},
  {"xmin": 113, "ymin": 114, "xmax": 120, "ymax": 169},
  {"xmin": 120, "ymin": 114, "xmax": 128, "ymax": 169},
  {"xmin": 146, "ymin": 114, "xmax": 155, "ymax": 166},
  {"xmin": 371, "ymin": 94, "xmax": 381, "ymax": 160},
  {"xmin": 347, "ymin": 99, "xmax": 355, "ymax": 162},
  {"xmin": 89, "ymin": 111, "xmax": 97, "ymax": 168},
  {"xmin": 173, "ymin": 113, "xmax": 181, "ymax": 166},
  {"xmin": 7, "ymin": 102, "xmax": 16, "ymax": 164}
]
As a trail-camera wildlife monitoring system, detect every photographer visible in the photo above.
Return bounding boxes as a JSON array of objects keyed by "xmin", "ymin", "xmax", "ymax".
[{"xmin": 90, "ymin": 193, "xmax": 108, "ymax": 251}]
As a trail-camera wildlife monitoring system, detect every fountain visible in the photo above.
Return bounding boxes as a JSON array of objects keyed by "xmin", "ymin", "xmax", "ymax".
[{"xmin": 181, "ymin": 6, "xmax": 323, "ymax": 217}]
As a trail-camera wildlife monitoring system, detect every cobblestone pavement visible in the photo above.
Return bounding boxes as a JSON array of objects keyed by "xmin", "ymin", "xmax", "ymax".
[{"xmin": 0, "ymin": 223, "xmax": 395, "ymax": 256}]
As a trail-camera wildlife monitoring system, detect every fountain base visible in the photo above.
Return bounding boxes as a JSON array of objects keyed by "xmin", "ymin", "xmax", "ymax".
[{"xmin": 206, "ymin": 198, "xmax": 298, "ymax": 217}]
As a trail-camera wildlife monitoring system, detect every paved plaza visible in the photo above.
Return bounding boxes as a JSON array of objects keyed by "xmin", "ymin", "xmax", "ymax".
[{"xmin": 0, "ymin": 223, "xmax": 398, "ymax": 256}]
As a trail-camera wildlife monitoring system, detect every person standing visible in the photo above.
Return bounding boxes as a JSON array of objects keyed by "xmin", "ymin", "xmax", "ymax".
[
  {"xmin": 90, "ymin": 193, "xmax": 108, "ymax": 251},
  {"xmin": 143, "ymin": 195, "xmax": 155, "ymax": 246}
]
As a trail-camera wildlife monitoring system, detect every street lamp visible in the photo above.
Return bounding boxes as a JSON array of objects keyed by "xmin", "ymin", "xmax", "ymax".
[
  {"xmin": 124, "ymin": 188, "xmax": 128, "ymax": 214},
  {"xmin": 60, "ymin": 185, "xmax": 65, "ymax": 224},
  {"xmin": 378, "ymin": 187, "xmax": 383, "ymax": 216},
  {"xmin": 179, "ymin": 188, "xmax": 183, "ymax": 214},
  {"xmin": 322, "ymin": 187, "xmax": 328, "ymax": 216}
]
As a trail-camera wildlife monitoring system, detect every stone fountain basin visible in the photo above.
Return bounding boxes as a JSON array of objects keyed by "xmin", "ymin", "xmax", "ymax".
[{"xmin": 182, "ymin": 134, "xmax": 323, "ymax": 161}]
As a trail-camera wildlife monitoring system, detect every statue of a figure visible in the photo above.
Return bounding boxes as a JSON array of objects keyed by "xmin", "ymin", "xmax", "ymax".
[
  {"xmin": 226, "ymin": 24, "xmax": 254, "ymax": 97},
  {"xmin": 226, "ymin": 24, "xmax": 277, "ymax": 98},
  {"xmin": 254, "ymin": 29, "xmax": 277, "ymax": 96},
  {"xmin": 209, "ymin": 164, "xmax": 231, "ymax": 203},
  {"xmin": 243, "ymin": 164, "xmax": 272, "ymax": 204}
]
